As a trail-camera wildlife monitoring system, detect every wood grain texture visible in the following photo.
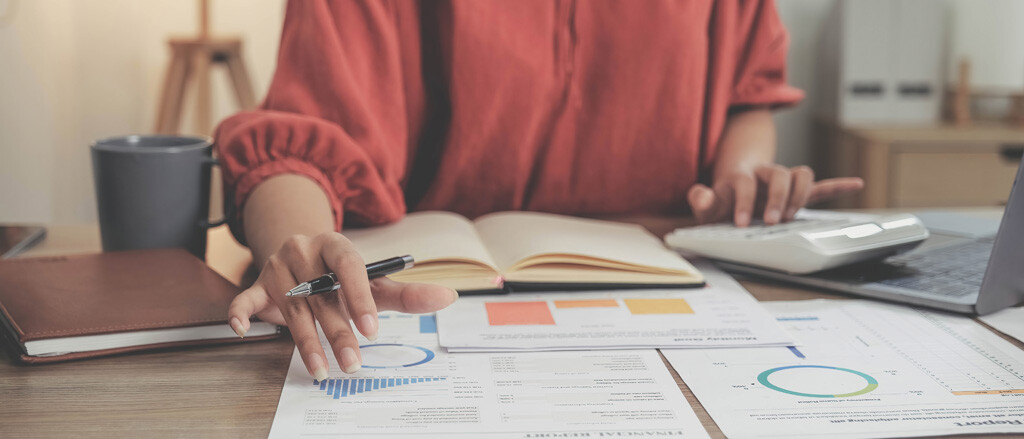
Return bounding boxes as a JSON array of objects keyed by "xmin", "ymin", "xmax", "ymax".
[
  {"xmin": 3, "ymin": 222, "xmax": 1023, "ymax": 438},
  {"xmin": 0, "ymin": 336, "xmax": 293, "ymax": 437}
]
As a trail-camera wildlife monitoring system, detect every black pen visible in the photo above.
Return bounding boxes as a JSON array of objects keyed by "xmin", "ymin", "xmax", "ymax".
[{"xmin": 285, "ymin": 255, "xmax": 415, "ymax": 297}]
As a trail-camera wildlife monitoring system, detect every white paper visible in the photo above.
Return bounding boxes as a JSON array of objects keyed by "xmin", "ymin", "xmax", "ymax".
[
  {"xmin": 980, "ymin": 306, "xmax": 1024, "ymax": 345},
  {"xmin": 436, "ymin": 261, "xmax": 794, "ymax": 351},
  {"xmin": 663, "ymin": 299, "xmax": 1024, "ymax": 439},
  {"xmin": 269, "ymin": 312, "xmax": 709, "ymax": 439}
]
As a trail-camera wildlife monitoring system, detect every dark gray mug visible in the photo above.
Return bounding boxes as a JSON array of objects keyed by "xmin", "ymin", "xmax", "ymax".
[{"xmin": 91, "ymin": 135, "xmax": 230, "ymax": 259}]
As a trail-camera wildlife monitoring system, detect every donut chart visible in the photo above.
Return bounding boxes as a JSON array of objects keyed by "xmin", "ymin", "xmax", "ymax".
[
  {"xmin": 358, "ymin": 343, "xmax": 436, "ymax": 369},
  {"xmin": 757, "ymin": 365, "xmax": 879, "ymax": 398}
]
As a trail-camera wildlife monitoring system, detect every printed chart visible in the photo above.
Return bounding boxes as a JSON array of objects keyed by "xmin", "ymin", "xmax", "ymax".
[
  {"xmin": 663, "ymin": 300, "xmax": 1024, "ymax": 439},
  {"xmin": 269, "ymin": 311, "xmax": 709, "ymax": 438},
  {"xmin": 437, "ymin": 261, "xmax": 793, "ymax": 351},
  {"xmin": 755, "ymin": 365, "xmax": 878, "ymax": 398},
  {"xmin": 481, "ymin": 296, "xmax": 692, "ymax": 323},
  {"xmin": 482, "ymin": 297, "xmax": 694, "ymax": 326},
  {"xmin": 315, "ymin": 377, "xmax": 447, "ymax": 399},
  {"xmin": 358, "ymin": 344, "xmax": 436, "ymax": 368}
]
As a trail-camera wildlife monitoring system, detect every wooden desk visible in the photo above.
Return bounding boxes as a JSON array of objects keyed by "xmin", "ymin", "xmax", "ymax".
[{"xmin": 3, "ymin": 222, "xmax": 1022, "ymax": 438}]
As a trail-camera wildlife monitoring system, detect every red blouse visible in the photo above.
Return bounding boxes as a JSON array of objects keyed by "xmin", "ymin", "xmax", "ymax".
[{"xmin": 215, "ymin": 0, "xmax": 802, "ymax": 234}]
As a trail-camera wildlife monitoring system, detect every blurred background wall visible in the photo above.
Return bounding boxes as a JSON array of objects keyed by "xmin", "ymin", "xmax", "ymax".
[
  {"xmin": 0, "ymin": 0, "xmax": 285, "ymax": 224},
  {"xmin": 1, "ymin": 0, "xmax": 1022, "ymax": 224}
]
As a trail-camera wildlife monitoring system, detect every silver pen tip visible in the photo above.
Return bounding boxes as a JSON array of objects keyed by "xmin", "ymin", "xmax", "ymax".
[
  {"xmin": 287, "ymin": 283, "xmax": 311, "ymax": 297},
  {"xmin": 402, "ymin": 255, "xmax": 415, "ymax": 270}
]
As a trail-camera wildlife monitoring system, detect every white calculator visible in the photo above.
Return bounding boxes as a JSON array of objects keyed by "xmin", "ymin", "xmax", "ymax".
[{"xmin": 664, "ymin": 210, "xmax": 930, "ymax": 274}]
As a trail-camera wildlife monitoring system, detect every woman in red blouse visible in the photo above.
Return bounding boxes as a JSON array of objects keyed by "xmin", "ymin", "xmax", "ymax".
[{"xmin": 217, "ymin": 0, "xmax": 862, "ymax": 380}]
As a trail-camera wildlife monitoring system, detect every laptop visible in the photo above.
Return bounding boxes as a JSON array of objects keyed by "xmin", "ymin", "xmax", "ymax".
[{"xmin": 718, "ymin": 162, "xmax": 1024, "ymax": 316}]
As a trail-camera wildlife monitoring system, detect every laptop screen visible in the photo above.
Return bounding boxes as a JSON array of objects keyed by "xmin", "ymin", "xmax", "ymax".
[{"xmin": 976, "ymin": 161, "xmax": 1024, "ymax": 315}]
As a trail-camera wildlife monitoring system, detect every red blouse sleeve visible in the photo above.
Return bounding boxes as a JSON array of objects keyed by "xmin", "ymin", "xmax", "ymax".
[
  {"xmin": 726, "ymin": 0, "xmax": 804, "ymax": 109},
  {"xmin": 700, "ymin": 0, "xmax": 804, "ymax": 170},
  {"xmin": 214, "ymin": 0, "xmax": 420, "ymax": 241}
]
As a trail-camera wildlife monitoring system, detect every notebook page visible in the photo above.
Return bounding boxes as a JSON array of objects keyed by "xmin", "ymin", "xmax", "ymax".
[
  {"xmin": 344, "ymin": 211, "xmax": 499, "ymax": 271},
  {"xmin": 473, "ymin": 211, "xmax": 697, "ymax": 274}
]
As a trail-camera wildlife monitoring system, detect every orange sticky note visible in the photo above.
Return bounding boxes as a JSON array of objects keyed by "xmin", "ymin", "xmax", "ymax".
[{"xmin": 485, "ymin": 301, "xmax": 556, "ymax": 326}]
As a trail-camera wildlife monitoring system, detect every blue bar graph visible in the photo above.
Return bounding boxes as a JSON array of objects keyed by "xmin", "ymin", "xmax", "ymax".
[
  {"xmin": 314, "ymin": 377, "xmax": 446, "ymax": 399},
  {"xmin": 419, "ymin": 315, "xmax": 437, "ymax": 334}
]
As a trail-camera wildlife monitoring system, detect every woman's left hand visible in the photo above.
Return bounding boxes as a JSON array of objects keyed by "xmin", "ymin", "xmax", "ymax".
[{"xmin": 687, "ymin": 164, "xmax": 863, "ymax": 226}]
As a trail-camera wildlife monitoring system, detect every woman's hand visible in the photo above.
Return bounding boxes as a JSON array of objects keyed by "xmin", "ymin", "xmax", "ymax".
[
  {"xmin": 687, "ymin": 164, "xmax": 864, "ymax": 226},
  {"xmin": 228, "ymin": 232, "xmax": 458, "ymax": 380},
  {"xmin": 231, "ymin": 174, "xmax": 458, "ymax": 381},
  {"xmin": 699, "ymin": 109, "xmax": 863, "ymax": 226}
]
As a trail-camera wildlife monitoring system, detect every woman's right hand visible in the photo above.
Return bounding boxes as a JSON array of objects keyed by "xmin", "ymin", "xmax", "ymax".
[{"xmin": 226, "ymin": 232, "xmax": 458, "ymax": 381}]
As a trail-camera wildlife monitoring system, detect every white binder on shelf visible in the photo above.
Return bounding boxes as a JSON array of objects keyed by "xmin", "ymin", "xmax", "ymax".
[
  {"xmin": 839, "ymin": 0, "xmax": 894, "ymax": 123},
  {"xmin": 821, "ymin": 0, "xmax": 946, "ymax": 125},
  {"xmin": 891, "ymin": 0, "xmax": 946, "ymax": 124}
]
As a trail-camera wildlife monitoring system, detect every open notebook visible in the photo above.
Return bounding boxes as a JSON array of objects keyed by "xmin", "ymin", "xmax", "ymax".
[{"xmin": 344, "ymin": 211, "xmax": 704, "ymax": 293}]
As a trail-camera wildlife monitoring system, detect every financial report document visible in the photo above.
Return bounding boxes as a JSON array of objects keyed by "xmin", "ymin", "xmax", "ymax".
[
  {"xmin": 436, "ymin": 261, "xmax": 793, "ymax": 351},
  {"xmin": 663, "ymin": 299, "xmax": 1024, "ymax": 439},
  {"xmin": 269, "ymin": 312, "xmax": 709, "ymax": 438}
]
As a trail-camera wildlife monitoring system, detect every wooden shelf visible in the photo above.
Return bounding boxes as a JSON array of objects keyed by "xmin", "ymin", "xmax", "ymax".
[{"xmin": 816, "ymin": 120, "xmax": 1024, "ymax": 209}]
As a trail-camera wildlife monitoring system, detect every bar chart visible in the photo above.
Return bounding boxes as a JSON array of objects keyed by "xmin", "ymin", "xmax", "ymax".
[{"xmin": 314, "ymin": 377, "xmax": 447, "ymax": 399}]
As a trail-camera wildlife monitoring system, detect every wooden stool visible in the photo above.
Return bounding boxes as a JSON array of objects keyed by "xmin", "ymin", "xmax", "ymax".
[{"xmin": 154, "ymin": 36, "xmax": 256, "ymax": 135}]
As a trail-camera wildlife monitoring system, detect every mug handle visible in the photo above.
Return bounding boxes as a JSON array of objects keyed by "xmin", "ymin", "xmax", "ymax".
[{"xmin": 201, "ymin": 157, "xmax": 234, "ymax": 229}]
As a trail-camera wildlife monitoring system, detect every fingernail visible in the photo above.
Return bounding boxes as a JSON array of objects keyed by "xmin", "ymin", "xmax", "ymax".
[
  {"xmin": 765, "ymin": 209, "xmax": 780, "ymax": 224},
  {"xmin": 736, "ymin": 212, "xmax": 751, "ymax": 227},
  {"xmin": 229, "ymin": 317, "xmax": 247, "ymax": 338},
  {"xmin": 700, "ymin": 189, "xmax": 714, "ymax": 204},
  {"xmin": 306, "ymin": 353, "xmax": 329, "ymax": 381},
  {"xmin": 450, "ymin": 288, "xmax": 460, "ymax": 300},
  {"xmin": 340, "ymin": 347, "xmax": 361, "ymax": 374},
  {"xmin": 359, "ymin": 314, "xmax": 378, "ymax": 341},
  {"xmin": 313, "ymin": 367, "xmax": 329, "ymax": 382}
]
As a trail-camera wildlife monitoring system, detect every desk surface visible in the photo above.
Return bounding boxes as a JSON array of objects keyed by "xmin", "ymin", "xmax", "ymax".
[{"xmin": 3, "ymin": 221, "xmax": 1022, "ymax": 438}]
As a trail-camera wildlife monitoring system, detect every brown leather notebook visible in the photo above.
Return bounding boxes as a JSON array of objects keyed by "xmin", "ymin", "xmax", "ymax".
[{"xmin": 0, "ymin": 249, "xmax": 279, "ymax": 363}]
